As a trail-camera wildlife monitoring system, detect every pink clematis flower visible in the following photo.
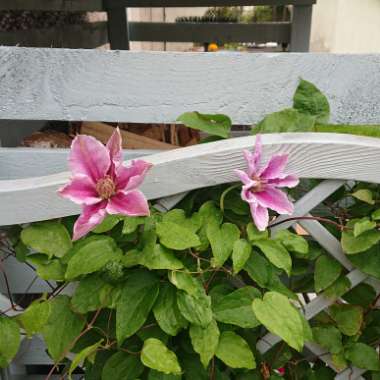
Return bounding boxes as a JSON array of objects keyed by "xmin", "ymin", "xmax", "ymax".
[
  {"xmin": 59, "ymin": 128, "xmax": 152, "ymax": 241},
  {"xmin": 234, "ymin": 135, "xmax": 299, "ymax": 231}
]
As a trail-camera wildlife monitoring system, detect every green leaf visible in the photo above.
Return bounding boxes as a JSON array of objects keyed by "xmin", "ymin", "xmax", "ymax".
[
  {"xmin": 349, "ymin": 245, "xmax": 380, "ymax": 280},
  {"xmin": 141, "ymin": 338, "xmax": 182, "ymax": 375},
  {"xmin": 122, "ymin": 216, "xmax": 146, "ymax": 234},
  {"xmin": 275, "ymin": 230, "xmax": 308, "ymax": 255},
  {"xmin": 353, "ymin": 218, "xmax": 376, "ymax": 237},
  {"xmin": 14, "ymin": 241, "xmax": 28, "ymax": 262},
  {"xmin": 177, "ymin": 291, "xmax": 213, "ymax": 328},
  {"xmin": 93, "ymin": 215, "xmax": 120, "ymax": 233},
  {"xmin": 0, "ymin": 316, "xmax": 20, "ymax": 366},
  {"xmin": 71, "ymin": 274, "xmax": 112, "ymax": 313},
  {"xmin": 341, "ymin": 220, "xmax": 380, "ymax": 254},
  {"xmin": 163, "ymin": 209, "xmax": 201, "ymax": 233},
  {"xmin": 246, "ymin": 223, "xmax": 268, "ymax": 242},
  {"xmin": 168, "ymin": 271, "xmax": 204, "ymax": 296},
  {"xmin": 330, "ymin": 304, "xmax": 363, "ymax": 336},
  {"xmin": 69, "ymin": 340, "xmax": 103, "ymax": 380},
  {"xmin": 148, "ymin": 370, "xmax": 181, "ymax": 380},
  {"xmin": 21, "ymin": 221, "xmax": 72, "ymax": 258},
  {"xmin": 244, "ymin": 251, "xmax": 271, "ymax": 288},
  {"xmin": 293, "ymin": 79, "xmax": 330, "ymax": 123},
  {"xmin": 18, "ymin": 300, "xmax": 51, "ymax": 337},
  {"xmin": 323, "ymin": 276, "xmax": 351, "ymax": 299},
  {"xmin": 252, "ymin": 291, "xmax": 306, "ymax": 351},
  {"xmin": 42, "ymin": 296, "xmax": 85, "ymax": 362},
  {"xmin": 352, "ymin": 189, "xmax": 375, "ymax": 205},
  {"xmin": 215, "ymin": 331, "xmax": 256, "ymax": 369},
  {"xmin": 153, "ymin": 283, "xmax": 188, "ymax": 336},
  {"xmin": 116, "ymin": 270, "xmax": 159, "ymax": 345},
  {"xmin": 343, "ymin": 283, "xmax": 376, "ymax": 308},
  {"xmin": 197, "ymin": 201, "xmax": 223, "ymax": 251},
  {"xmin": 253, "ymin": 108, "xmax": 315, "ymax": 134},
  {"xmin": 331, "ymin": 352, "xmax": 348, "ymax": 372},
  {"xmin": 213, "ymin": 287, "xmax": 261, "ymax": 328},
  {"xmin": 314, "ymin": 255, "xmax": 342, "ymax": 292},
  {"xmin": 232, "ymin": 239, "xmax": 252, "ymax": 274},
  {"xmin": 140, "ymin": 244, "xmax": 184, "ymax": 270},
  {"xmin": 177, "ymin": 112, "xmax": 231, "ymax": 138},
  {"xmin": 189, "ymin": 319, "xmax": 220, "ymax": 368},
  {"xmin": 345, "ymin": 343, "xmax": 380, "ymax": 371},
  {"xmin": 157, "ymin": 221, "xmax": 200, "ymax": 250},
  {"xmin": 312, "ymin": 326, "xmax": 343, "ymax": 354},
  {"xmin": 102, "ymin": 352, "xmax": 144, "ymax": 380},
  {"xmin": 207, "ymin": 221, "xmax": 240, "ymax": 267},
  {"xmin": 65, "ymin": 236, "xmax": 121, "ymax": 280},
  {"xmin": 371, "ymin": 208, "xmax": 380, "ymax": 220},
  {"xmin": 253, "ymin": 240, "xmax": 292, "ymax": 276},
  {"xmin": 33, "ymin": 258, "xmax": 66, "ymax": 281}
]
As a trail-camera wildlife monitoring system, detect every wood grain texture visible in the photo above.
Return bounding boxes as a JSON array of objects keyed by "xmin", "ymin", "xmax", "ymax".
[
  {"xmin": 3, "ymin": 133, "xmax": 380, "ymax": 225},
  {"xmin": 1, "ymin": 47, "xmax": 380, "ymax": 124}
]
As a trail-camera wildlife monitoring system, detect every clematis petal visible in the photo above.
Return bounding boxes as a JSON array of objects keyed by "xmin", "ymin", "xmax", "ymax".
[
  {"xmin": 253, "ymin": 135, "xmax": 262, "ymax": 168},
  {"xmin": 106, "ymin": 127, "xmax": 123, "ymax": 167},
  {"xmin": 69, "ymin": 135, "xmax": 110, "ymax": 183},
  {"xmin": 243, "ymin": 135, "xmax": 262, "ymax": 176},
  {"xmin": 106, "ymin": 190, "xmax": 150, "ymax": 216},
  {"xmin": 250, "ymin": 202, "xmax": 269, "ymax": 231},
  {"xmin": 241, "ymin": 183, "xmax": 257, "ymax": 203},
  {"xmin": 234, "ymin": 169, "xmax": 252, "ymax": 185},
  {"xmin": 259, "ymin": 154, "xmax": 288, "ymax": 179},
  {"xmin": 116, "ymin": 160, "xmax": 152, "ymax": 191},
  {"xmin": 254, "ymin": 187, "xmax": 294, "ymax": 215},
  {"xmin": 269, "ymin": 174, "xmax": 299, "ymax": 188},
  {"xmin": 72, "ymin": 201, "xmax": 107, "ymax": 241},
  {"xmin": 58, "ymin": 176, "xmax": 101, "ymax": 205}
]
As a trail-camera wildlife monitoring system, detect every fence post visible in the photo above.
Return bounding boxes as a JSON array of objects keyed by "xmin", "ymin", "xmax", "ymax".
[
  {"xmin": 104, "ymin": 0, "xmax": 130, "ymax": 50},
  {"xmin": 290, "ymin": 4, "xmax": 313, "ymax": 52}
]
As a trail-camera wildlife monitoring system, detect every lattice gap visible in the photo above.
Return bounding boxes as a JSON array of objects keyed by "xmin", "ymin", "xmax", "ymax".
[{"xmin": 1, "ymin": 179, "xmax": 379, "ymax": 380}]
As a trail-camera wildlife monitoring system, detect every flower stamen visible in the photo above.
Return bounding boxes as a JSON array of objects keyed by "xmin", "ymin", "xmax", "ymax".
[{"xmin": 96, "ymin": 176, "xmax": 116, "ymax": 199}]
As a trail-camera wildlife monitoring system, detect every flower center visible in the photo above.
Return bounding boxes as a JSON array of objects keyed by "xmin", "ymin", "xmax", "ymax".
[
  {"xmin": 250, "ymin": 176, "xmax": 266, "ymax": 193},
  {"xmin": 96, "ymin": 176, "xmax": 116, "ymax": 199}
]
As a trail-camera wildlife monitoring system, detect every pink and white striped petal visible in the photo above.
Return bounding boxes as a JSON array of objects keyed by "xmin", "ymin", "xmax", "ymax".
[
  {"xmin": 58, "ymin": 176, "xmax": 101, "ymax": 205},
  {"xmin": 254, "ymin": 187, "xmax": 294, "ymax": 215},
  {"xmin": 106, "ymin": 127, "xmax": 123, "ymax": 167},
  {"xmin": 116, "ymin": 160, "xmax": 152, "ymax": 191},
  {"xmin": 106, "ymin": 190, "xmax": 150, "ymax": 216}
]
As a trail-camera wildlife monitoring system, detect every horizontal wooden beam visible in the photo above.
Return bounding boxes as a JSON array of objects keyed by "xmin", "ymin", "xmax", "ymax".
[
  {"xmin": 129, "ymin": 21, "xmax": 290, "ymax": 43},
  {"xmin": 0, "ymin": 47, "xmax": 380, "ymax": 125},
  {"xmin": 0, "ymin": 0, "xmax": 316, "ymax": 10},
  {"xmin": 0, "ymin": 22, "xmax": 108, "ymax": 49},
  {"xmin": 2, "ymin": 133, "xmax": 380, "ymax": 225}
]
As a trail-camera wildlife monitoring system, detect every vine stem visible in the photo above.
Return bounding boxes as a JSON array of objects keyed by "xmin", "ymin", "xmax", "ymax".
[
  {"xmin": 268, "ymin": 215, "xmax": 348, "ymax": 231},
  {"xmin": 220, "ymin": 184, "xmax": 240, "ymax": 213},
  {"xmin": 45, "ymin": 308, "xmax": 102, "ymax": 380}
]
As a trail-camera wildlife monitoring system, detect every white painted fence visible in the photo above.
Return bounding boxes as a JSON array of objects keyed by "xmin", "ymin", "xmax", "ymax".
[{"xmin": 1, "ymin": 47, "xmax": 380, "ymax": 379}]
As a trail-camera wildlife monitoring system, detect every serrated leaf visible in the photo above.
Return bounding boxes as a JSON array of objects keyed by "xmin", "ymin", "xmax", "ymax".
[
  {"xmin": 21, "ymin": 221, "xmax": 72, "ymax": 258},
  {"xmin": 0, "ymin": 316, "xmax": 20, "ymax": 365},
  {"xmin": 71, "ymin": 274, "xmax": 111, "ymax": 313},
  {"xmin": 293, "ymin": 79, "xmax": 330, "ymax": 123},
  {"xmin": 330, "ymin": 304, "xmax": 363, "ymax": 336},
  {"xmin": 215, "ymin": 331, "xmax": 255, "ymax": 369},
  {"xmin": 18, "ymin": 300, "xmax": 51, "ymax": 337},
  {"xmin": 157, "ymin": 221, "xmax": 200, "ymax": 250},
  {"xmin": 312, "ymin": 326, "xmax": 343, "ymax": 354},
  {"xmin": 42, "ymin": 296, "xmax": 85, "ymax": 362},
  {"xmin": 345, "ymin": 343, "xmax": 380, "ymax": 371},
  {"xmin": 189, "ymin": 319, "xmax": 220, "ymax": 368},
  {"xmin": 275, "ymin": 230, "xmax": 308, "ymax": 255},
  {"xmin": 232, "ymin": 239, "xmax": 252, "ymax": 274},
  {"xmin": 116, "ymin": 270, "xmax": 159, "ymax": 345},
  {"xmin": 253, "ymin": 240, "xmax": 292, "ymax": 276},
  {"xmin": 141, "ymin": 338, "xmax": 182, "ymax": 375},
  {"xmin": 153, "ymin": 283, "xmax": 188, "ymax": 336},
  {"xmin": 102, "ymin": 351, "xmax": 144, "ymax": 380},
  {"xmin": 314, "ymin": 255, "xmax": 342, "ymax": 292},
  {"xmin": 252, "ymin": 292, "xmax": 306, "ymax": 351},
  {"xmin": 353, "ymin": 218, "xmax": 376, "ymax": 237},
  {"xmin": 66, "ymin": 236, "xmax": 121, "ymax": 280},
  {"xmin": 177, "ymin": 291, "xmax": 213, "ymax": 327},
  {"xmin": 69, "ymin": 340, "xmax": 103, "ymax": 380},
  {"xmin": 213, "ymin": 287, "xmax": 261, "ymax": 328},
  {"xmin": 352, "ymin": 189, "xmax": 375, "ymax": 204},
  {"xmin": 207, "ymin": 221, "xmax": 240, "ymax": 267},
  {"xmin": 341, "ymin": 220, "xmax": 380, "ymax": 254},
  {"xmin": 177, "ymin": 112, "xmax": 231, "ymax": 138}
]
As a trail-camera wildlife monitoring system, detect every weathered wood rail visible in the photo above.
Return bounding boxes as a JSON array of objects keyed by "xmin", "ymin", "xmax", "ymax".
[{"xmin": 1, "ymin": 47, "xmax": 380, "ymax": 380}]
